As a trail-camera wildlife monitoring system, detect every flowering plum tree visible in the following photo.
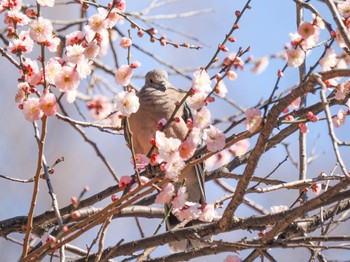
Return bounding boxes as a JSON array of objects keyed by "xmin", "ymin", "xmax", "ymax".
[{"xmin": 0, "ymin": 0, "xmax": 350, "ymax": 261}]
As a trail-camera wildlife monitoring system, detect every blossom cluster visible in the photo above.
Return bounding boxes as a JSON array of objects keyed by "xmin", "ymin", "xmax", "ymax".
[{"xmin": 2, "ymin": 0, "xmax": 126, "ymax": 122}]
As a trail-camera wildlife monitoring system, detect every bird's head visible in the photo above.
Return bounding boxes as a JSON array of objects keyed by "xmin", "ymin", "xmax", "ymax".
[{"xmin": 145, "ymin": 68, "xmax": 169, "ymax": 92}]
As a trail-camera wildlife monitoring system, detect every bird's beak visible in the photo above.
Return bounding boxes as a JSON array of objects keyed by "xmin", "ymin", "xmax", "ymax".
[{"xmin": 159, "ymin": 82, "xmax": 167, "ymax": 92}]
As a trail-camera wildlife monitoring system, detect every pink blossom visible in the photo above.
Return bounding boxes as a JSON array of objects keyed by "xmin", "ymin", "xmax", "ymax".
[
  {"xmin": 45, "ymin": 57, "xmax": 62, "ymax": 85},
  {"xmin": 306, "ymin": 111, "xmax": 318, "ymax": 122},
  {"xmin": 37, "ymin": 0, "xmax": 54, "ymax": 7},
  {"xmin": 333, "ymin": 108, "xmax": 347, "ymax": 127},
  {"xmin": 114, "ymin": 90, "xmax": 140, "ymax": 117},
  {"xmin": 88, "ymin": 12, "xmax": 107, "ymax": 33},
  {"xmin": 66, "ymin": 89, "xmax": 77, "ymax": 103},
  {"xmin": 115, "ymin": 65, "xmax": 133, "ymax": 86},
  {"xmin": 65, "ymin": 44, "xmax": 85, "ymax": 64},
  {"xmin": 120, "ymin": 37, "xmax": 132, "ymax": 49},
  {"xmin": 155, "ymin": 183, "xmax": 175, "ymax": 204},
  {"xmin": 214, "ymin": 78, "xmax": 228, "ymax": 97},
  {"xmin": 229, "ymin": 139, "xmax": 249, "ymax": 157},
  {"xmin": 21, "ymin": 58, "xmax": 41, "ymax": 86},
  {"xmin": 156, "ymin": 118, "xmax": 167, "ymax": 130},
  {"xmin": 65, "ymin": 31, "xmax": 85, "ymax": 46},
  {"xmin": 156, "ymin": 131, "xmax": 181, "ymax": 162},
  {"xmin": 29, "ymin": 17, "xmax": 53, "ymax": 42},
  {"xmin": 251, "ymin": 56, "xmax": 269, "ymax": 74},
  {"xmin": 23, "ymin": 97, "xmax": 44, "ymax": 122},
  {"xmin": 150, "ymin": 153, "xmax": 163, "ymax": 165},
  {"xmin": 198, "ymin": 203, "xmax": 216, "ymax": 222},
  {"xmin": 224, "ymin": 255, "xmax": 242, "ymax": 262},
  {"xmin": 337, "ymin": 0, "xmax": 350, "ymax": 18},
  {"xmin": 179, "ymin": 140, "xmax": 196, "ymax": 160},
  {"xmin": 15, "ymin": 82, "xmax": 29, "ymax": 103},
  {"xmin": 131, "ymin": 154, "xmax": 150, "ymax": 170},
  {"xmin": 185, "ymin": 128, "xmax": 201, "ymax": 147},
  {"xmin": 172, "ymin": 187, "xmax": 188, "ymax": 209},
  {"xmin": 335, "ymin": 81, "xmax": 350, "ymax": 100},
  {"xmin": 299, "ymin": 123, "xmax": 308, "ymax": 133},
  {"xmin": 0, "ymin": 0, "xmax": 22, "ymax": 12},
  {"xmin": 245, "ymin": 108, "xmax": 262, "ymax": 133},
  {"xmin": 320, "ymin": 48, "xmax": 337, "ymax": 71},
  {"xmin": 227, "ymin": 70, "xmax": 238, "ymax": 81},
  {"xmin": 164, "ymin": 156, "xmax": 185, "ymax": 181},
  {"xmin": 87, "ymin": 95, "xmax": 113, "ymax": 121},
  {"xmin": 84, "ymin": 40, "xmax": 100, "ymax": 59},
  {"xmin": 173, "ymin": 202, "xmax": 201, "ymax": 221},
  {"xmin": 54, "ymin": 66, "xmax": 80, "ymax": 92},
  {"xmin": 76, "ymin": 59, "xmax": 92, "ymax": 79},
  {"xmin": 187, "ymin": 92, "xmax": 207, "ymax": 110},
  {"xmin": 5, "ymin": 11, "xmax": 30, "ymax": 26},
  {"xmin": 39, "ymin": 93, "xmax": 58, "ymax": 116},
  {"xmin": 311, "ymin": 183, "xmax": 322, "ymax": 194},
  {"xmin": 223, "ymin": 53, "xmax": 244, "ymax": 69},
  {"xmin": 44, "ymin": 35, "xmax": 61, "ymax": 52},
  {"xmin": 105, "ymin": 8, "xmax": 122, "ymax": 27},
  {"xmin": 41, "ymin": 233, "xmax": 57, "ymax": 245},
  {"xmin": 298, "ymin": 22, "xmax": 315, "ymax": 39},
  {"xmin": 115, "ymin": 0, "xmax": 126, "ymax": 12},
  {"xmin": 192, "ymin": 70, "xmax": 212, "ymax": 94},
  {"xmin": 287, "ymin": 47, "xmax": 305, "ymax": 67},
  {"xmin": 203, "ymin": 125, "xmax": 226, "ymax": 152},
  {"xmin": 8, "ymin": 30, "xmax": 33, "ymax": 54},
  {"xmin": 119, "ymin": 176, "xmax": 132, "ymax": 189},
  {"xmin": 205, "ymin": 151, "xmax": 231, "ymax": 170},
  {"xmin": 313, "ymin": 14, "xmax": 325, "ymax": 29},
  {"xmin": 193, "ymin": 106, "xmax": 211, "ymax": 129},
  {"xmin": 139, "ymin": 176, "xmax": 150, "ymax": 185},
  {"xmin": 269, "ymin": 205, "xmax": 288, "ymax": 214}
]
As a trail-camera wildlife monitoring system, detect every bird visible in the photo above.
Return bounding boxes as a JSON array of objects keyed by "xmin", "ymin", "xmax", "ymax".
[{"xmin": 128, "ymin": 68, "xmax": 207, "ymax": 252}]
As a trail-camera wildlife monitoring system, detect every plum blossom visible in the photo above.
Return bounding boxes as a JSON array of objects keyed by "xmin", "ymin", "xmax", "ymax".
[
  {"xmin": 187, "ymin": 92, "xmax": 207, "ymax": 110},
  {"xmin": 333, "ymin": 108, "xmax": 347, "ymax": 127},
  {"xmin": 23, "ymin": 97, "xmax": 44, "ymax": 122},
  {"xmin": 45, "ymin": 58, "xmax": 62, "ymax": 85},
  {"xmin": 65, "ymin": 30, "xmax": 85, "ymax": 46},
  {"xmin": 29, "ymin": 17, "xmax": 53, "ymax": 42},
  {"xmin": 155, "ymin": 183, "xmax": 175, "ymax": 204},
  {"xmin": 119, "ymin": 176, "xmax": 132, "ymax": 189},
  {"xmin": 15, "ymin": 82, "xmax": 29, "ymax": 103},
  {"xmin": 299, "ymin": 123, "xmax": 308, "ymax": 133},
  {"xmin": 214, "ymin": 77, "xmax": 228, "ymax": 97},
  {"xmin": 156, "ymin": 131, "xmax": 181, "ymax": 162},
  {"xmin": 186, "ymin": 127, "xmax": 202, "ymax": 146},
  {"xmin": 287, "ymin": 47, "xmax": 305, "ymax": 67},
  {"xmin": 84, "ymin": 40, "xmax": 100, "ymax": 59},
  {"xmin": 193, "ymin": 106, "xmax": 211, "ymax": 129},
  {"xmin": 224, "ymin": 255, "xmax": 242, "ymax": 262},
  {"xmin": 65, "ymin": 44, "xmax": 85, "ymax": 64},
  {"xmin": 114, "ymin": 90, "xmax": 140, "ymax": 117},
  {"xmin": 229, "ymin": 139, "xmax": 249, "ymax": 157},
  {"xmin": 251, "ymin": 56, "xmax": 269, "ymax": 74},
  {"xmin": 7, "ymin": 30, "xmax": 33, "ymax": 54},
  {"xmin": 227, "ymin": 70, "xmax": 238, "ymax": 81},
  {"xmin": 337, "ymin": 0, "xmax": 350, "ymax": 19},
  {"xmin": 203, "ymin": 125, "xmax": 226, "ymax": 152},
  {"xmin": 205, "ymin": 150, "xmax": 231, "ymax": 170},
  {"xmin": 39, "ymin": 93, "xmax": 58, "ymax": 116},
  {"xmin": 320, "ymin": 48, "xmax": 337, "ymax": 71},
  {"xmin": 298, "ymin": 22, "xmax": 315, "ymax": 39},
  {"xmin": 120, "ymin": 37, "xmax": 132, "ymax": 49},
  {"xmin": 88, "ymin": 12, "xmax": 107, "ymax": 33},
  {"xmin": 54, "ymin": 66, "xmax": 80, "ymax": 92},
  {"xmin": 0, "ymin": 0, "xmax": 22, "ymax": 12},
  {"xmin": 289, "ymin": 97, "xmax": 301, "ymax": 109},
  {"xmin": 179, "ymin": 140, "xmax": 196, "ymax": 160},
  {"xmin": 21, "ymin": 58, "xmax": 41, "ymax": 86},
  {"xmin": 198, "ymin": 203, "xmax": 216, "ymax": 222},
  {"xmin": 172, "ymin": 186, "xmax": 188, "ymax": 209},
  {"xmin": 115, "ymin": 65, "xmax": 133, "ymax": 86},
  {"xmin": 192, "ymin": 70, "xmax": 211, "ymax": 94},
  {"xmin": 164, "ymin": 156, "xmax": 185, "ymax": 181},
  {"xmin": 87, "ymin": 95, "xmax": 113, "ymax": 121},
  {"xmin": 76, "ymin": 59, "xmax": 92, "ymax": 79},
  {"xmin": 44, "ymin": 35, "xmax": 61, "ymax": 52},
  {"xmin": 131, "ymin": 154, "xmax": 150, "ymax": 170},
  {"xmin": 245, "ymin": 108, "xmax": 262, "ymax": 133},
  {"xmin": 173, "ymin": 202, "xmax": 201, "ymax": 221},
  {"xmin": 335, "ymin": 81, "xmax": 350, "ymax": 100},
  {"xmin": 311, "ymin": 183, "xmax": 322, "ymax": 194},
  {"xmin": 5, "ymin": 11, "xmax": 30, "ymax": 26},
  {"xmin": 223, "ymin": 53, "xmax": 244, "ymax": 69}
]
